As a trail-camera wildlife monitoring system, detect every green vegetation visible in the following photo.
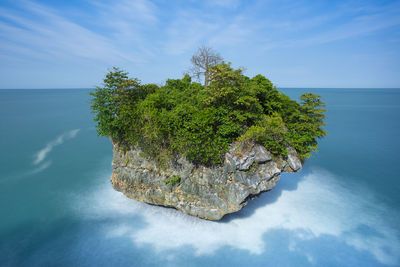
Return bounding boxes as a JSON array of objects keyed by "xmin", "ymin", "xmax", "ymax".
[
  {"xmin": 90, "ymin": 62, "xmax": 327, "ymax": 166},
  {"xmin": 164, "ymin": 175, "xmax": 181, "ymax": 185}
]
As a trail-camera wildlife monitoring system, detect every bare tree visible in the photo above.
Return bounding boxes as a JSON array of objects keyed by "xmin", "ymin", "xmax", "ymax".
[{"xmin": 189, "ymin": 46, "xmax": 223, "ymax": 88}]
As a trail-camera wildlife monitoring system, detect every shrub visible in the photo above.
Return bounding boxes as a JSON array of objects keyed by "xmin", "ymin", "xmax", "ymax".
[{"xmin": 90, "ymin": 64, "xmax": 327, "ymax": 166}]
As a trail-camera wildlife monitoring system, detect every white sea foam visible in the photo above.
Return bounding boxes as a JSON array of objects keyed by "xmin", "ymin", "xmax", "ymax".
[
  {"xmin": 33, "ymin": 129, "xmax": 80, "ymax": 165},
  {"xmin": 78, "ymin": 168, "xmax": 400, "ymax": 265},
  {"xmin": 30, "ymin": 161, "xmax": 52, "ymax": 174}
]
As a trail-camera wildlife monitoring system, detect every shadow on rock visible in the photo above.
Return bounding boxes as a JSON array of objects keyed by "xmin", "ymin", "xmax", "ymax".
[{"xmin": 219, "ymin": 167, "xmax": 312, "ymax": 223}]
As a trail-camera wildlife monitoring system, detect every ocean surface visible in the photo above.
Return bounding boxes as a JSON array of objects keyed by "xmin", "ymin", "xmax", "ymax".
[{"xmin": 0, "ymin": 88, "xmax": 399, "ymax": 267}]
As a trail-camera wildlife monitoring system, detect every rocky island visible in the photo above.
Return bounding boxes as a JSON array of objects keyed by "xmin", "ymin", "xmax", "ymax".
[
  {"xmin": 90, "ymin": 48, "xmax": 327, "ymax": 220},
  {"xmin": 111, "ymin": 140, "xmax": 302, "ymax": 220}
]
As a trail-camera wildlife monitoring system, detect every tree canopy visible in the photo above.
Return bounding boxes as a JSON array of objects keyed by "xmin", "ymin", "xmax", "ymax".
[{"xmin": 90, "ymin": 63, "xmax": 327, "ymax": 166}]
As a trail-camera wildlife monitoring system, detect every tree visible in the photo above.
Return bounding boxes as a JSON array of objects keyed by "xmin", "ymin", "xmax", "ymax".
[
  {"xmin": 300, "ymin": 93, "xmax": 327, "ymax": 133},
  {"xmin": 285, "ymin": 93, "xmax": 328, "ymax": 160},
  {"xmin": 90, "ymin": 62, "xmax": 328, "ymax": 166},
  {"xmin": 90, "ymin": 67, "xmax": 142, "ymax": 140},
  {"xmin": 189, "ymin": 45, "xmax": 223, "ymax": 88}
]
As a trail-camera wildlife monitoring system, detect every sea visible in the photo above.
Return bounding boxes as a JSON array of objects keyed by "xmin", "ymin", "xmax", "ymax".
[{"xmin": 0, "ymin": 88, "xmax": 399, "ymax": 267}]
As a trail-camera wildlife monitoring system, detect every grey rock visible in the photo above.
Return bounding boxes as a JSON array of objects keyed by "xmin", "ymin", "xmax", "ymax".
[
  {"xmin": 234, "ymin": 172, "xmax": 260, "ymax": 189},
  {"xmin": 226, "ymin": 143, "xmax": 255, "ymax": 171},
  {"xmin": 226, "ymin": 182, "xmax": 250, "ymax": 206},
  {"xmin": 254, "ymin": 145, "xmax": 272, "ymax": 163},
  {"xmin": 226, "ymin": 144, "xmax": 272, "ymax": 171},
  {"xmin": 224, "ymin": 153, "xmax": 236, "ymax": 173},
  {"xmin": 252, "ymin": 161, "xmax": 280, "ymax": 181},
  {"xmin": 287, "ymin": 147, "xmax": 302, "ymax": 171},
  {"xmin": 110, "ymin": 140, "xmax": 302, "ymax": 220}
]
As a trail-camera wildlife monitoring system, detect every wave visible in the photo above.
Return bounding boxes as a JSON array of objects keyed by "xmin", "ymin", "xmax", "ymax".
[
  {"xmin": 33, "ymin": 129, "xmax": 80, "ymax": 165},
  {"xmin": 76, "ymin": 167, "xmax": 400, "ymax": 266},
  {"xmin": 29, "ymin": 160, "xmax": 52, "ymax": 175}
]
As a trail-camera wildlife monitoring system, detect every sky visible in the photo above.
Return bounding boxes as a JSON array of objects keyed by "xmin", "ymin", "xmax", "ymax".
[{"xmin": 0, "ymin": 0, "xmax": 399, "ymax": 89}]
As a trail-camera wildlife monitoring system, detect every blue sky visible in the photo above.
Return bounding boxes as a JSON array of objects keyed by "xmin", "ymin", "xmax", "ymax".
[{"xmin": 0, "ymin": 0, "xmax": 399, "ymax": 89}]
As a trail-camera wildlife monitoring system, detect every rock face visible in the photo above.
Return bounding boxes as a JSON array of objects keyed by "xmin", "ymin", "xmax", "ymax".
[{"xmin": 110, "ymin": 140, "xmax": 302, "ymax": 220}]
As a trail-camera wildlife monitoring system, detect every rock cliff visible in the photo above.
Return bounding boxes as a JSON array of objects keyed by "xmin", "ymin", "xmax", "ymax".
[{"xmin": 110, "ymin": 140, "xmax": 302, "ymax": 220}]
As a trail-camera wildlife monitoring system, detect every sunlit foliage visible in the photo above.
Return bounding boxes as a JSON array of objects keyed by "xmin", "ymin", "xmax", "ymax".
[{"xmin": 90, "ymin": 64, "xmax": 327, "ymax": 166}]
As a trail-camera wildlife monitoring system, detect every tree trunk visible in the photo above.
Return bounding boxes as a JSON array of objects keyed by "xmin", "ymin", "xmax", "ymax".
[{"xmin": 204, "ymin": 70, "xmax": 209, "ymax": 88}]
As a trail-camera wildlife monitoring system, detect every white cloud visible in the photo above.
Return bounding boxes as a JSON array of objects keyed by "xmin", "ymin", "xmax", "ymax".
[
  {"xmin": 163, "ymin": 15, "xmax": 219, "ymax": 55},
  {"xmin": 206, "ymin": 0, "xmax": 241, "ymax": 9},
  {"xmin": 0, "ymin": 1, "xmax": 147, "ymax": 64},
  {"xmin": 88, "ymin": 0, "xmax": 158, "ymax": 56},
  {"xmin": 0, "ymin": 0, "xmax": 399, "ymax": 88},
  {"xmin": 296, "ymin": 13, "xmax": 400, "ymax": 46},
  {"xmin": 261, "ymin": 1, "xmax": 400, "ymax": 50}
]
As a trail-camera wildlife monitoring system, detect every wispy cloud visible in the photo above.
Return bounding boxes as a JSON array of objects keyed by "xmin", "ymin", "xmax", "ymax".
[
  {"xmin": 205, "ymin": 0, "xmax": 241, "ymax": 9},
  {"xmin": 0, "ymin": 0, "xmax": 399, "ymax": 88},
  {"xmin": 260, "ymin": 1, "xmax": 400, "ymax": 50},
  {"xmin": 162, "ymin": 12, "xmax": 219, "ymax": 55},
  {"xmin": 91, "ymin": 0, "xmax": 158, "ymax": 25},
  {"xmin": 274, "ymin": 13, "xmax": 400, "ymax": 50},
  {"xmin": 88, "ymin": 0, "xmax": 158, "ymax": 58},
  {"xmin": 0, "ymin": 1, "xmax": 149, "ymax": 64}
]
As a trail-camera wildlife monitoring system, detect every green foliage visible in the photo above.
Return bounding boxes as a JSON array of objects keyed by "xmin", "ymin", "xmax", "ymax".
[
  {"xmin": 245, "ymin": 162, "xmax": 259, "ymax": 174},
  {"xmin": 284, "ymin": 93, "xmax": 328, "ymax": 159},
  {"xmin": 239, "ymin": 113, "xmax": 288, "ymax": 156},
  {"xmin": 90, "ymin": 63, "xmax": 327, "ymax": 166},
  {"xmin": 164, "ymin": 175, "xmax": 181, "ymax": 185}
]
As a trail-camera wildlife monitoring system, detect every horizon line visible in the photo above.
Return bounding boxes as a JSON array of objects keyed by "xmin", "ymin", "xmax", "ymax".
[{"xmin": 1, "ymin": 87, "xmax": 400, "ymax": 90}]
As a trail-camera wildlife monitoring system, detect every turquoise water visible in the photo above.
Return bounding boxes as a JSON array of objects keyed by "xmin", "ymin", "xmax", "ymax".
[{"xmin": 0, "ymin": 88, "xmax": 399, "ymax": 266}]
